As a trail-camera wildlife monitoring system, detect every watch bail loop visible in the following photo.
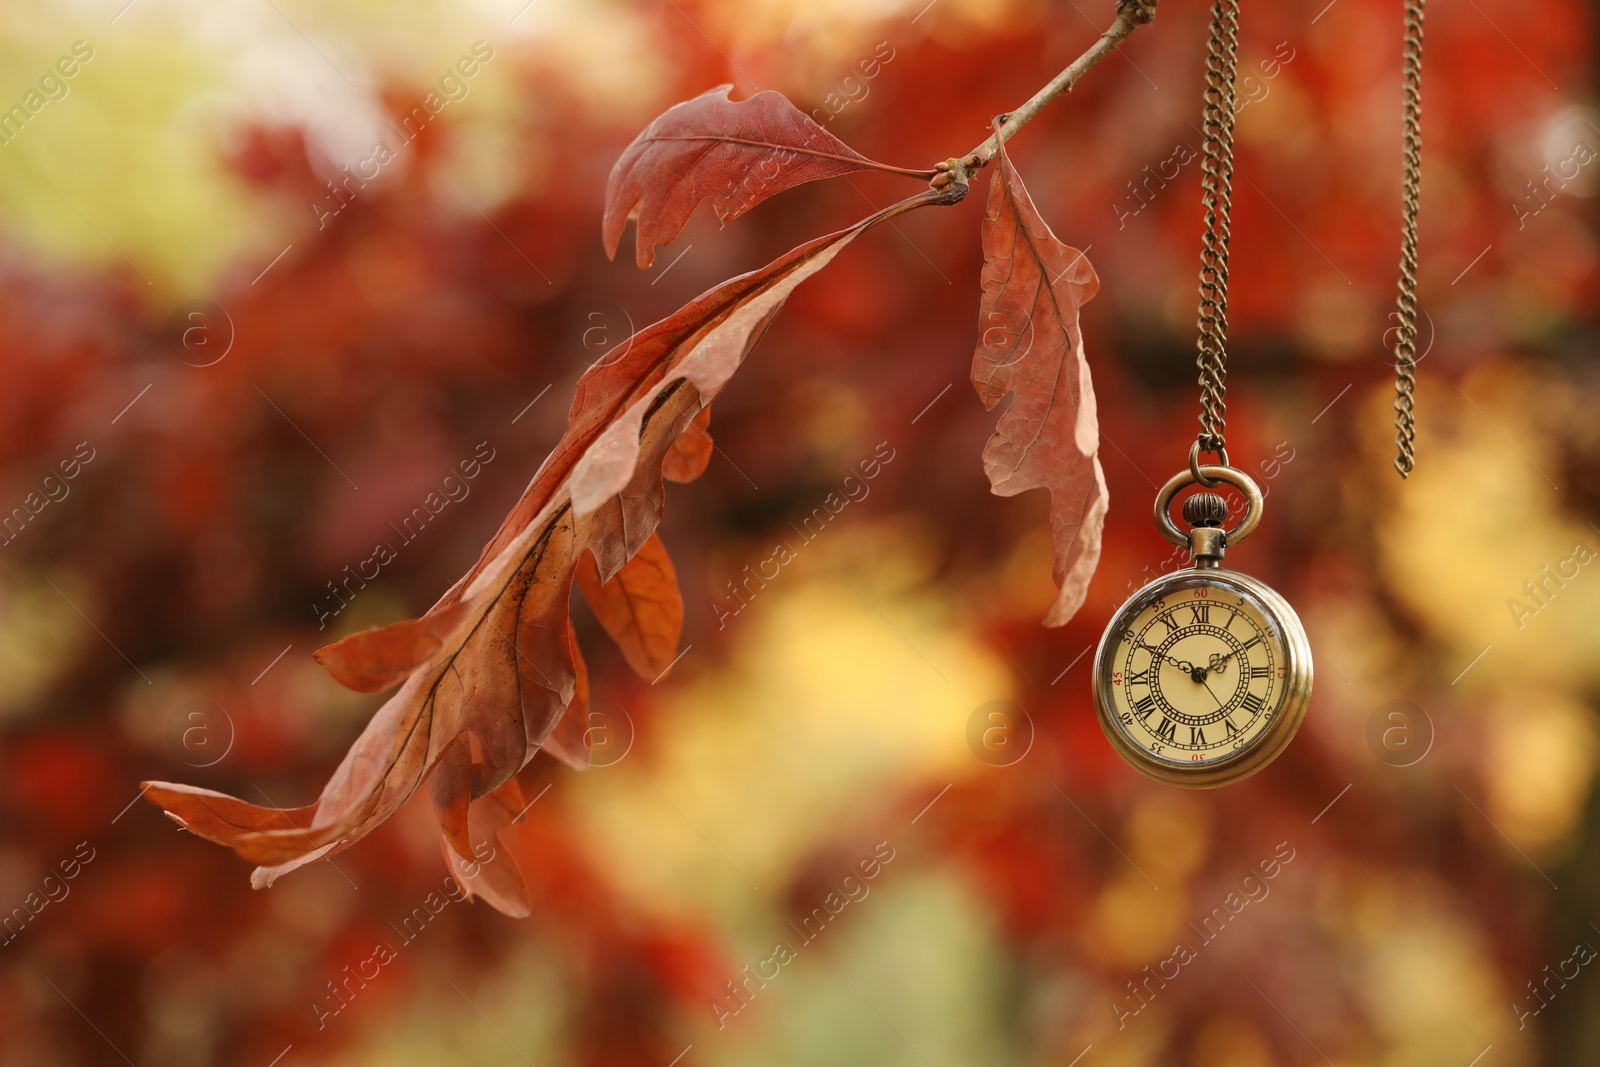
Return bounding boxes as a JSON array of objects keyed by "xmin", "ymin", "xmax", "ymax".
[{"xmin": 1154, "ymin": 461, "xmax": 1264, "ymax": 551}]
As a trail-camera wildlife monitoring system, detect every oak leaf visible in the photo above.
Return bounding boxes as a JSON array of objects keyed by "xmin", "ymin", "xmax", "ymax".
[
  {"xmin": 662, "ymin": 405, "xmax": 714, "ymax": 483},
  {"xmin": 972, "ymin": 136, "xmax": 1108, "ymax": 626},
  {"xmin": 575, "ymin": 531, "xmax": 683, "ymax": 680},
  {"xmin": 539, "ymin": 620, "xmax": 592, "ymax": 771},
  {"xmin": 311, "ymin": 601, "xmax": 473, "ymax": 694},
  {"xmin": 142, "ymin": 186, "xmax": 949, "ymax": 916},
  {"xmin": 603, "ymin": 84, "xmax": 930, "ymax": 267}
]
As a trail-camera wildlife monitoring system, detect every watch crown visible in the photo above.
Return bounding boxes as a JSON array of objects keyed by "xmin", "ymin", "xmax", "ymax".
[{"xmin": 1183, "ymin": 491, "xmax": 1229, "ymax": 529}]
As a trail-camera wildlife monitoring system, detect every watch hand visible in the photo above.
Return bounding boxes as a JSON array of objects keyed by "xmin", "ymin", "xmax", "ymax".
[
  {"xmin": 1199, "ymin": 676, "xmax": 1228, "ymax": 710},
  {"xmin": 1139, "ymin": 644, "xmax": 1193, "ymax": 672},
  {"xmin": 1210, "ymin": 644, "xmax": 1250, "ymax": 672}
]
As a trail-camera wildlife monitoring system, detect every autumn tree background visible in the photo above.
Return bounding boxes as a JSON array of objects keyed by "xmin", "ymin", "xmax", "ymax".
[{"xmin": 0, "ymin": 0, "xmax": 1597, "ymax": 1065}]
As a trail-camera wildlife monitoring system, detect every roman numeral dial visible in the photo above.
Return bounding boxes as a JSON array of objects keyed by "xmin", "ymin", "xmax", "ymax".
[{"xmin": 1102, "ymin": 576, "xmax": 1286, "ymax": 766}]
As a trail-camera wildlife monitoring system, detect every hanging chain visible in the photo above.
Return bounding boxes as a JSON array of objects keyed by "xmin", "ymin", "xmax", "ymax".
[
  {"xmin": 1194, "ymin": 0, "xmax": 1239, "ymax": 457},
  {"xmin": 1190, "ymin": 1, "xmax": 1423, "ymax": 477},
  {"xmin": 1392, "ymin": 0, "xmax": 1425, "ymax": 477}
]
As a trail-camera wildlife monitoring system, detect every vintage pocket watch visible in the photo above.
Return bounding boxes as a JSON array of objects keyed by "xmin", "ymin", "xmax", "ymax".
[
  {"xmin": 1092, "ymin": 454, "xmax": 1312, "ymax": 788},
  {"xmin": 1094, "ymin": 0, "xmax": 1426, "ymax": 786}
]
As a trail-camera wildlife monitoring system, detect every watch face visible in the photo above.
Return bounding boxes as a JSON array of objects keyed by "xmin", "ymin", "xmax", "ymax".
[{"xmin": 1094, "ymin": 568, "xmax": 1311, "ymax": 786}]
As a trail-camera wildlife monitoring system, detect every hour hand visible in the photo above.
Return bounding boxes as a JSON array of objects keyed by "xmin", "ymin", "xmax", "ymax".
[{"xmin": 1140, "ymin": 643, "xmax": 1193, "ymax": 672}]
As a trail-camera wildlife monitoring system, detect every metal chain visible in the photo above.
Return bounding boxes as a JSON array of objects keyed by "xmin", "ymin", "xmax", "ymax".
[
  {"xmin": 1392, "ymin": 0, "xmax": 1425, "ymax": 477},
  {"xmin": 1190, "ymin": 0, "xmax": 1424, "ymax": 477},
  {"xmin": 1194, "ymin": 0, "xmax": 1239, "ymax": 457}
]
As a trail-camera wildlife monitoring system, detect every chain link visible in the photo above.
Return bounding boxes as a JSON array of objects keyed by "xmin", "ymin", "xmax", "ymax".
[
  {"xmin": 1194, "ymin": 0, "xmax": 1239, "ymax": 456},
  {"xmin": 1392, "ymin": 0, "xmax": 1425, "ymax": 477}
]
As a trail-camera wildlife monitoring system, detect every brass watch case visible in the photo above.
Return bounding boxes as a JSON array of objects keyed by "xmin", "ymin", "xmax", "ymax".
[
  {"xmin": 1092, "ymin": 566, "xmax": 1313, "ymax": 788},
  {"xmin": 1092, "ymin": 457, "xmax": 1312, "ymax": 788}
]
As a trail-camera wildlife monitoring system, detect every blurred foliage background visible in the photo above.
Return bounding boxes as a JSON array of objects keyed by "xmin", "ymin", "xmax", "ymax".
[{"xmin": 0, "ymin": 0, "xmax": 1597, "ymax": 1064}]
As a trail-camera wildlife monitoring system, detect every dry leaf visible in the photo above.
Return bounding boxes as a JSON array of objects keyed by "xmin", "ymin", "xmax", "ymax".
[
  {"xmin": 972, "ymin": 135, "xmax": 1108, "ymax": 626},
  {"xmin": 603, "ymin": 84, "xmax": 927, "ymax": 268},
  {"xmin": 540, "ymin": 620, "xmax": 592, "ymax": 771},
  {"xmin": 311, "ymin": 601, "xmax": 473, "ymax": 694},
  {"xmin": 575, "ymin": 531, "xmax": 683, "ymax": 680},
  {"xmin": 662, "ymin": 405, "xmax": 714, "ymax": 483},
  {"xmin": 143, "ymin": 186, "xmax": 951, "ymax": 915}
]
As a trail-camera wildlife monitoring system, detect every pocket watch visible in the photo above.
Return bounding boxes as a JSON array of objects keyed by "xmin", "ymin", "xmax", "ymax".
[
  {"xmin": 1088, "ymin": 0, "xmax": 1423, "ymax": 787},
  {"xmin": 1092, "ymin": 453, "xmax": 1312, "ymax": 788}
]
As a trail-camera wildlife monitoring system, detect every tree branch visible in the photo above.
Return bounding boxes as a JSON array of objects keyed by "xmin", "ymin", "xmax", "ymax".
[{"xmin": 933, "ymin": 0, "xmax": 1157, "ymax": 193}]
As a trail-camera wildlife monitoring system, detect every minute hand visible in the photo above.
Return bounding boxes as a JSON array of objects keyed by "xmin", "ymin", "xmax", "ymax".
[{"xmin": 1209, "ymin": 647, "xmax": 1242, "ymax": 673}]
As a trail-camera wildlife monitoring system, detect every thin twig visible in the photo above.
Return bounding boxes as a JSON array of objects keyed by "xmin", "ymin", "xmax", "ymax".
[
  {"xmin": 933, "ymin": 0, "xmax": 1157, "ymax": 191},
  {"xmin": 982, "ymin": 0, "xmax": 1156, "ymax": 157}
]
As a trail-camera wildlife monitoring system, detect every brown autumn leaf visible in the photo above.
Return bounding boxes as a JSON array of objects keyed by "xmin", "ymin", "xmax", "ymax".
[
  {"xmin": 575, "ymin": 531, "xmax": 683, "ymax": 680},
  {"xmin": 142, "ymin": 185, "xmax": 954, "ymax": 914},
  {"xmin": 662, "ymin": 405, "xmax": 714, "ymax": 483},
  {"xmin": 972, "ymin": 134, "xmax": 1108, "ymax": 626},
  {"xmin": 540, "ymin": 620, "xmax": 592, "ymax": 771},
  {"xmin": 439, "ymin": 776, "xmax": 534, "ymax": 917},
  {"xmin": 312, "ymin": 601, "xmax": 473, "ymax": 693},
  {"xmin": 603, "ymin": 84, "xmax": 933, "ymax": 268}
]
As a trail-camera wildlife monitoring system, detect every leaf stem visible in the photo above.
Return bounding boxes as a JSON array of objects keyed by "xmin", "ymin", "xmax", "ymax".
[{"xmin": 936, "ymin": 0, "xmax": 1157, "ymax": 188}]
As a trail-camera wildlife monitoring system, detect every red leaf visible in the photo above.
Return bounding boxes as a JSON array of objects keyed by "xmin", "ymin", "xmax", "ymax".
[
  {"xmin": 313, "ymin": 601, "xmax": 474, "ymax": 693},
  {"xmin": 662, "ymin": 405, "xmax": 713, "ymax": 483},
  {"xmin": 440, "ymin": 778, "xmax": 534, "ymax": 918},
  {"xmin": 144, "ymin": 186, "xmax": 951, "ymax": 914},
  {"xmin": 576, "ymin": 531, "xmax": 683, "ymax": 680},
  {"xmin": 430, "ymin": 732, "xmax": 477, "ymax": 861},
  {"xmin": 541, "ymin": 621, "xmax": 592, "ymax": 770},
  {"xmin": 603, "ymin": 85, "xmax": 929, "ymax": 268},
  {"xmin": 973, "ymin": 136, "xmax": 1108, "ymax": 626},
  {"xmin": 139, "ymin": 783, "xmax": 317, "ymax": 842}
]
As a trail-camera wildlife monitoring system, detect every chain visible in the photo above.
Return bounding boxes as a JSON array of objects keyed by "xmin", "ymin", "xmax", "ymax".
[
  {"xmin": 1190, "ymin": 0, "xmax": 1424, "ymax": 476},
  {"xmin": 1392, "ymin": 0, "xmax": 1425, "ymax": 477},
  {"xmin": 1194, "ymin": 0, "xmax": 1239, "ymax": 457}
]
